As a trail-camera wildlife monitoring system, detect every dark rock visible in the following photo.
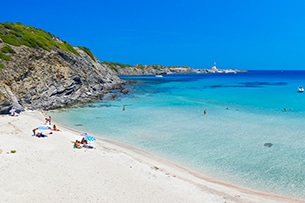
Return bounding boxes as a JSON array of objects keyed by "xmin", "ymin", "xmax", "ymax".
[{"xmin": 264, "ymin": 143, "xmax": 273, "ymax": 147}]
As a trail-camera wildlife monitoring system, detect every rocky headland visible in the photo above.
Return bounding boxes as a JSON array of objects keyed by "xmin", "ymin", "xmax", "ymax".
[
  {"xmin": 0, "ymin": 22, "xmax": 246, "ymax": 114},
  {"xmin": 106, "ymin": 62, "xmax": 246, "ymax": 76},
  {"xmin": 0, "ymin": 23, "xmax": 126, "ymax": 114}
]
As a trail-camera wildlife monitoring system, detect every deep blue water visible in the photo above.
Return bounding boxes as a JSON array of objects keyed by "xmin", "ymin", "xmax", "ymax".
[{"xmin": 50, "ymin": 70, "xmax": 305, "ymax": 200}]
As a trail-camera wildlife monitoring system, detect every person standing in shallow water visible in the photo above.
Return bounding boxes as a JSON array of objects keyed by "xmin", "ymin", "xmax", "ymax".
[
  {"xmin": 122, "ymin": 105, "xmax": 125, "ymax": 111},
  {"xmin": 204, "ymin": 109, "xmax": 206, "ymax": 115}
]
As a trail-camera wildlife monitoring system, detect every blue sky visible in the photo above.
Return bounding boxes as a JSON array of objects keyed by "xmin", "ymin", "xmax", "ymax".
[{"xmin": 1, "ymin": 0, "xmax": 305, "ymax": 70}]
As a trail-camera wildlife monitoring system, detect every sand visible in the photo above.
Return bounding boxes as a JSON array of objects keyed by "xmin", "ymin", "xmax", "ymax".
[{"xmin": 0, "ymin": 110, "xmax": 303, "ymax": 203}]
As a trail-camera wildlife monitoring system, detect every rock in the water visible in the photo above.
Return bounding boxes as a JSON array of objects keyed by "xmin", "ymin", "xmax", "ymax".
[{"xmin": 264, "ymin": 143, "xmax": 273, "ymax": 147}]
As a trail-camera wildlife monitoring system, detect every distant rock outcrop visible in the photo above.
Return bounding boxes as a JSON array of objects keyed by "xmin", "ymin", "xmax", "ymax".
[
  {"xmin": 106, "ymin": 62, "xmax": 247, "ymax": 76},
  {"xmin": 104, "ymin": 63, "xmax": 194, "ymax": 76},
  {"xmin": 0, "ymin": 23, "xmax": 126, "ymax": 114}
]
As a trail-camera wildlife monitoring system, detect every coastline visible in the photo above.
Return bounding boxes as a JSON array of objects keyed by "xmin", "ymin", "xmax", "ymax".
[{"xmin": 0, "ymin": 110, "xmax": 303, "ymax": 203}]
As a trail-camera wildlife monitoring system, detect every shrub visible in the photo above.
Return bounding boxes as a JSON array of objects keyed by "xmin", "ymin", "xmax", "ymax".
[
  {"xmin": 0, "ymin": 63, "xmax": 5, "ymax": 68},
  {"xmin": 101, "ymin": 61, "xmax": 131, "ymax": 69},
  {"xmin": 0, "ymin": 22, "xmax": 78, "ymax": 55},
  {"xmin": 0, "ymin": 52, "xmax": 10, "ymax": 60},
  {"xmin": 58, "ymin": 42, "xmax": 79, "ymax": 55},
  {"xmin": 135, "ymin": 64, "xmax": 145, "ymax": 69},
  {"xmin": 77, "ymin": 46, "xmax": 95, "ymax": 61},
  {"xmin": 1, "ymin": 44, "xmax": 15, "ymax": 53}
]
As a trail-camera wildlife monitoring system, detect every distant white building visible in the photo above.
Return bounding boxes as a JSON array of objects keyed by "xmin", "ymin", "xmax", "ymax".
[{"xmin": 210, "ymin": 62, "xmax": 218, "ymax": 72}]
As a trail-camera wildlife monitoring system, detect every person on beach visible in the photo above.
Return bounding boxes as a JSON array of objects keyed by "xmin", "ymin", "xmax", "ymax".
[
  {"xmin": 10, "ymin": 109, "xmax": 19, "ymax": 116},
  {"xmin": 73, "ymin": 140, "xmax": 82, "ymax": 149},
  {"xmin": 52, "ymin": 124, "xmax": 60, "ymax": 131},
  {"xmin": 83, "ymin": 143, "xmax": 95, "ymax": 149},
  {"xmin": 73, "ymin": 138, "xmax": 95, "ymax": 149},
  {"xmin": 80, "ymin": 137, "xmax": 88, "ymax": 144},
  {"xmin": 32, "ymin": 128, "xmax": 38, "ymax": 136},
  {"xmin": 45, "ymin": 116, "xmax": 52, "ymax": 125},
  {"xmin": 203, "ymin": 109, "xmax": 206, "ymax": 115},
  {"xmin": 36, "ymin": 132, "xmax": 48, "ymax": 138}
]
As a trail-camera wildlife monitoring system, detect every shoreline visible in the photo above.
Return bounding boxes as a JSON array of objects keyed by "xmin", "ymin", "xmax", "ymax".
[{"xmin": 0, "ymin": 110, "xmax": 303, "ymax": 203}]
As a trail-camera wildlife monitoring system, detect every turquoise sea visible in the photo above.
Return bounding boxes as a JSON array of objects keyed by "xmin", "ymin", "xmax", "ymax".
[{"xmin": 50, "ymin": 70, "xmax": 305, "ymax": 200}]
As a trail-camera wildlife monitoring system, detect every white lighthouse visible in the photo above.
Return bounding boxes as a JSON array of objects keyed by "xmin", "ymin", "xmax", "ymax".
[{"xmin": 211, "ymin": 62, "xmax": 218, "ymax": 72}]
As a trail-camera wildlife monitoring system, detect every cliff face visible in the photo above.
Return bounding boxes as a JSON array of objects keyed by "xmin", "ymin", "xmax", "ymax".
[{"xmin": 0, "ymin": 35, "xmax": 125, "ymax": 114}]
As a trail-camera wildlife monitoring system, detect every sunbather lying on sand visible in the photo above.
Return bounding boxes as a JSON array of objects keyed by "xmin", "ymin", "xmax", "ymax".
[
  {"xmin": 73, "ymin": 140, "xmax": 82, "ymax": 149},
  {"xmin": 72, "ymin": 139, "xmax": 94, "ymax": 149},
  {"xmin": 83, "ymin": 144, "xmax": 95, "ymax": 149},
  {"xmin": 36, "ymin": 132, "xmax": 47, "ymax": 138}
]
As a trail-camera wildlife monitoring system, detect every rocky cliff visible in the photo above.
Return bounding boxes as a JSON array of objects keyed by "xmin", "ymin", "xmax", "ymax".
[{"xmin": 0, "ymin": 23, "xmax": 126, "ymax": 114}]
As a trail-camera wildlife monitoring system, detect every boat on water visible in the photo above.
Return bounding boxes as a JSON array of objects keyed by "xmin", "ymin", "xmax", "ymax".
[
  {"xmin": 298, "ymin": 86, "xmax": 304, "ymax": 92},
  {"xmin": 155, "ymin": 74, "xmax": 163, "ymax": 78}
]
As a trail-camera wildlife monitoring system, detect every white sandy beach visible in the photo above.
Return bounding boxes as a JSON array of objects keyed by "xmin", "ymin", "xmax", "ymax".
[{"xmin": 0, "ymin": 110, "xmax": 303, "ymax": 203}]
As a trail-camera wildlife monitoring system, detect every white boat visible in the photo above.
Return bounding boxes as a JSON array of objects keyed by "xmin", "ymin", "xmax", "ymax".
[
  {"xmin": 155, "ymin": 74, "xmax": 163, "ymax": 78},
  {"xmin": 298, "ymin": 86, "xmax": 304, "ymax": 92}
]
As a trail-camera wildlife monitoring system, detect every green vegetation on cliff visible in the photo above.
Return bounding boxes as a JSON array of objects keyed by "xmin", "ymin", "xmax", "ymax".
[
  {"xmin": 100, "ymin": 61, "xmax": 190, "ymax": 73},
  {"xmin": 135, "ymin": 64, "xmax": 189, "ymax": 70},
  {"xmin": 1, "ymin": 44, "xmax": 15, "ymax": 54},
  {"xmin": 77, "ymin": 46, "xmax": 95, "ymax": 61},
  {"xmin": 0, "ymin": 44, "xmax": 15, "ymax": 68},
  {"xmin": 0, "ymin": 22, "xmax": 78, "ymax": 55},
  {"xmin": 0, "ymin": 45, "xmax": 14, "ymax": 66},
  {"xmin": 0, "ymin": 52, "xmax": 10, "ymax": 61},
  {"xmin": 101, "ymin": 61, "xmax": 131, "ymax": 72}
]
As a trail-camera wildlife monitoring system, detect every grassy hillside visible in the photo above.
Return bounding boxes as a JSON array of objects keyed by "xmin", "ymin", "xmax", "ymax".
[
  {"xmin": 0, "ymin": 22, "xmax": 79, "ymax": 55},
  {"xmin": 0, "ymin": 22, "xmax": 99, "ymax": 67}
]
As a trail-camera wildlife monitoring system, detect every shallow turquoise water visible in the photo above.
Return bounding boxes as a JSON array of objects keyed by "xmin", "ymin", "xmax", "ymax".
[{"xmin": 50, "ymin": 70, "xmax": 305, "ymax": 199}]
